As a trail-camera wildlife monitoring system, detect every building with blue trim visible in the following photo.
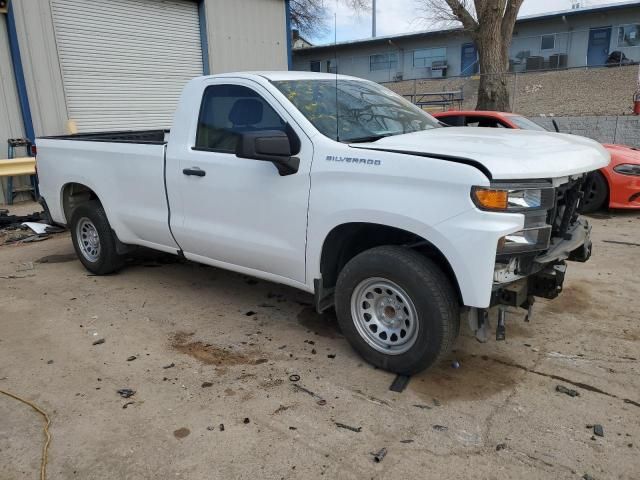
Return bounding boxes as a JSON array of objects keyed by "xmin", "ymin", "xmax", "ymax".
[
  {"xmin": 292, "ymin": 1, "xmax": 640, "ymax": 83},
  {"xmin": 0, "ymin": 0, "xmax": 290, "ymax": 145}
]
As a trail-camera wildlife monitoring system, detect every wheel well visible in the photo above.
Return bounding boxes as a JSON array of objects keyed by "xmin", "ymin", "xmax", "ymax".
[
  {"xmin": 62, "ymin": 183, "xmax": 100, "ymax": 223},
  {"xmin": 319, "ymin": 223, "xmax": 462, "ymax": 304}
]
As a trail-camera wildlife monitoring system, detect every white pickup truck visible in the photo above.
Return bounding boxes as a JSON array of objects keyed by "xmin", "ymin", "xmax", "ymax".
[{"xmin": 36, "ymin": 72, "xmax": 609, "ymax": 374}]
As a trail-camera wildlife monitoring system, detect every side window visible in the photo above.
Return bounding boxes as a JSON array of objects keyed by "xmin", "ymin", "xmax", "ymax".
[
  {"xmin": 195, "ymin": 84, "xmax": 286, "ymax": 152},
  {"xmin": 439, "ymin": 115, "xmax": 465, "ymax": 127},
  {"xmin": 466, "ymin": 116, "xmax": 502, "ymax": 128}
]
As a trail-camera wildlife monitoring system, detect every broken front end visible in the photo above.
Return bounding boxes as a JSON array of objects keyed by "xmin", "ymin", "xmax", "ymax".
[{"xmin": 469, "ymin": 175, "xmax": 593, "ymax": 341}]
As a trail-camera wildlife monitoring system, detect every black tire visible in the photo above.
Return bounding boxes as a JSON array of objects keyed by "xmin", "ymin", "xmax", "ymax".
[
  {"xmin": 70, "ymin": 201, "xmax": 125, "ymax": 275},
  {"xmin": 580, "ymin": 171, "xmax": 608, "ymax": 214},
  {"xmin": 335, "ymin": 246, "xmax": 459, "ymax": 375}
]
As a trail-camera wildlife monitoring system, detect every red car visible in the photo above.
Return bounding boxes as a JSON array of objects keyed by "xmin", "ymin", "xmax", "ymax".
[{"xmin": 433, "ymin": 110, "xmax": 640, "ymax": 213}]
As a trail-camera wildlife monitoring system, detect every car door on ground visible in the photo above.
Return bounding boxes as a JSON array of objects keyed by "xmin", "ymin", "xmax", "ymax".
[{"xmin": 168, "ymin": 81, "xmax": 312, "ymax": 284}]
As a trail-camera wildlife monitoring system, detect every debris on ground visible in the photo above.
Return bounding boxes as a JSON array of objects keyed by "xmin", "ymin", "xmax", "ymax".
[
  {"xmin": 92, "ymin": 338, "xmax": 105, "ymax": 346},
  {"xmin": 201, "ymin": 382, "xmax": 213, "ymax": 388},
  {"xmin": 122, "ymin": 401, "xmax": 135, "ymax": 409},
  {"xmin": 335, "ymin": 422, "xmax": 361, "ymax": 433},
  {"xmin": 582, "ymin": 474, "xmax": 596, "ymax": 480},
  {"xmin": 327, "ymin": 354, "xmax": 336, "ymax": 359},
  {"xmin": 413, "ymin": 404, "xmax": 432, "ymax": 410},
  {"xmin": 496, "ymin": 443, "xmax": 507, "ymax": 451},
  {"xmin": 173, "ymin": 427, "xmax": 190, "ymax": 439},
  {"xmin": 400, "ymin": 439, "xmax": 414, "ymax": 444},
  {"xmin": 432, "ymin": 425, "xmax": 448, "ymax": 432},
  {"xmin": 288, "ymin": 374, "xmax": 300, "ymax": 382},
  {"xmin": 370, "ymin": 447, "xmax": 387, "ymax": 463},
  {"xmin": 389, "ymin": 375, "xmax": 411, "ymax": 393},
  {"xmin": 126, "ymin": 355, "xmax": 137, "ymax": 361},
  {"xmin": 163, "ymin": 363, "xmax": 175, "ymax": 369},
  {"xmin": 245, "ymin": 311, "xmax": 256, "ymax": 316},
  {"xmin": 556, "ymin": 384, "xmax": 580, "ymax": 397},
  {"xmin": 292, "ymin": 383, "xmax": 326, "ymax": 406},
  {"xmin": 451, "ymin": 360, "xmax": 460, "ymax": 369},
  {"xmin": 593, "ymin": 424, "xmax": 604, "ymax": 437},
  {"xmin": 206, "ymin": 426, "xmax": 215, "ymax": 431},
  {"xmin": 219, "ymin": 424, "xmax": 225, "ymax": 431},
  {"xmin": 243, "ymin": 417, "xmax": 250, "ymax": 424},
  {"xmin": 116, "ymin": 389, "xmax": 135, "ymax": 399}
]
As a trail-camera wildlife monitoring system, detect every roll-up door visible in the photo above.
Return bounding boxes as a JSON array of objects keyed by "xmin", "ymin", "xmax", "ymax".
[{"xmin": 51, "ymin": 0, "xmax": 204, "ymax": 132}]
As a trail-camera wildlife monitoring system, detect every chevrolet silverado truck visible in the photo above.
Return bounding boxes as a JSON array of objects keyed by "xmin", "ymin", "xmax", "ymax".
[{"xmin": 36, "ymin": 72, "xmax": 609, "ymax": 374}]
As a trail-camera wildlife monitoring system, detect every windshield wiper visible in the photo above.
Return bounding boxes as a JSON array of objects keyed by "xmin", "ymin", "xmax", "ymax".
[{"xmin": 346, "ymin": 133, "xmax": 397, "ymax": 143}]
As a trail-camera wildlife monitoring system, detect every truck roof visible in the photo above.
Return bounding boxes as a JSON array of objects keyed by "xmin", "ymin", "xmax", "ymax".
[{"xmin": 202, "ymin": 71, "xmax": 367, "ymax": 82}]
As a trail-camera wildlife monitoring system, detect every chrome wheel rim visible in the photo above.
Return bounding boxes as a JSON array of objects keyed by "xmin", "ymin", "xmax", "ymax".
[
  {"xmin": 350, "ymin": 277, "xmax": 419, "ymax": 355},
  {"xmin": 76, "ymin": 217, "xmax": 101, "ymax": 262}
]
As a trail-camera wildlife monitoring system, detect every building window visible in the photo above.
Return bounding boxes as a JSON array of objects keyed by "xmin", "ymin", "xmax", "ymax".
[
  {"xmin": 327, "ymin": 59, "xmax": 337, "ymax": 73},
  {"xmin": 310, "ymin": 61, "xmax": 321, "ymax": 72},
  {"xmin": 618, "ymin": 24, "xmax": 640, "ymax": 47},
  {"xmin": 370, "ymin": 53, "xmax": 398, "ymax": 71},
  {"xmin": 413, "ymin": 47, "xmax": 446, "ymax": 68},
  {"xmin": 541, "ymin": 34, "xmax": 555, "ymax": 50}
]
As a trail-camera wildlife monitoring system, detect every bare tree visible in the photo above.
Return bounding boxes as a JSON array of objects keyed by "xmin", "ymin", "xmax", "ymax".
[
  {"xmin": 418, "ymin": 0, "xmax": 524, "ymax": 111},
  {"xmin": 290, "ymin": 0, "xmax": 371, "ymax": 38}
]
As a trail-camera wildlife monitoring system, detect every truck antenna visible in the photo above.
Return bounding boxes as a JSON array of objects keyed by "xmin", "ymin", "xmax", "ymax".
[{"xmin": 334, "ymin": 9, "xmax": 340, "ymax": 142}]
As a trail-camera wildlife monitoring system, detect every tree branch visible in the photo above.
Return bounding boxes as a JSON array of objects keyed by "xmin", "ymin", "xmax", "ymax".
[
  {"xmin": 442, "ymin": 0, "xmax": 478, "ymax": 30},
  {"xmin": 501, "ymin": 0, "xmax": 524, "ymax": 43}
]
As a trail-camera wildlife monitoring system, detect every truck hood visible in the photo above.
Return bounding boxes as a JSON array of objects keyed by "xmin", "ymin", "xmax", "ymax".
[{"xmin": 351, "ymin": 127, "xmax": 611, "ymax": 180}]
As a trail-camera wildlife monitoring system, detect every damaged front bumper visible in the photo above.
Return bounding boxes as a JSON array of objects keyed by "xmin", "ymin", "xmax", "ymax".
[
  {"xmin": 492, "ymin": 216, "xmax": 592, "ymax": 306},
  {"xmin": 467, "ymin": 216, "xmax": 593, "ymax": 342}
]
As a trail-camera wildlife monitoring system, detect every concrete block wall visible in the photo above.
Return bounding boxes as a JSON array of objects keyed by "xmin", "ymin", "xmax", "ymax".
[{"xmin": 531, "ymin": 115, "xmax": 640, "ymax": 148}]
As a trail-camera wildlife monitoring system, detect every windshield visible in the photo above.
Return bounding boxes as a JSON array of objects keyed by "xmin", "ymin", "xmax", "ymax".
[
  {"xmin": 509, "ymin": 115, "xmax": 548, "ymax": 132},
  {"xmin": 273, "ymin": 79, "xmax": 440, "ymax": 143}
]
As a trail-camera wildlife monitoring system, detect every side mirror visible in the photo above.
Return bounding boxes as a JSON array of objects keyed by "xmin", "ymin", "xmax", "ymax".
[
  {"xmin": 236, "ymin": 130, "xmax": 300, "ymax": 176},
  {"xmin": 551, "ymin": 119, "xmax": 560, "ymax": 133}
]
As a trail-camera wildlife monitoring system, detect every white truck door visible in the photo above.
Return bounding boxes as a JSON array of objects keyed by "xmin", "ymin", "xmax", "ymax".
[{"xmin": 167, "ymin": 81, "xmax": 312, "ymax": 284}]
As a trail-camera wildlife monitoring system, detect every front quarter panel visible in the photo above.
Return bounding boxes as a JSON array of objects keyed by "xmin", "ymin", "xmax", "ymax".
[{"xmin": 306, "ymin": 140, "xmax": 524, "ymax": 308}]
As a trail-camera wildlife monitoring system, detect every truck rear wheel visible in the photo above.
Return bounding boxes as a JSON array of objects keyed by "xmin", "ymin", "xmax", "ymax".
[
  {"xmin": 335, "ymin": 246, "xmax": 459, "ymax": 375},
  {"xmin": 70, "ymin": 201, "xmax": 125, "ymax": 275}
]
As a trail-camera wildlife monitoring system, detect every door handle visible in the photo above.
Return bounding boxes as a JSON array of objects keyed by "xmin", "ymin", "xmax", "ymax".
[{"xmin": 183, "ymin": 167, "xmax": 206, "ymax": 177}]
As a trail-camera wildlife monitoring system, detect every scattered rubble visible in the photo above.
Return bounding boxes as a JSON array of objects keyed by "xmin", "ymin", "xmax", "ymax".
[
  {"xmin": 116, "ymin": 389, "xmax": 135, "ymax": 399},
  {"xmin": 556, "ymin": 385, "xmax": 580, "ymax": 397},
  {"xmin": 370, "ymin": 447, "xmax": 387, "ymax": 463},
  {"xmin": 335, "ymin": 422, "xmax": 361, "ymax": 433},
  {"xmin": 92, "ymin": 338, "xmax": 105, "ymax": 346}
]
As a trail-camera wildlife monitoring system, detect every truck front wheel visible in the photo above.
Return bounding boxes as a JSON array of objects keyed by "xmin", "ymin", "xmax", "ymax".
[
  {"xmin": 70, "ymin": 201, "xmax": 125, "ymax": 275},
  {"xmin": 335, "ymin": 246, "xmax": 459, "ymax": 375}
]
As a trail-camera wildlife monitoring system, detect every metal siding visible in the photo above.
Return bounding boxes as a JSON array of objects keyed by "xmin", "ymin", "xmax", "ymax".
[
  {"xmin": 51, "ymin": 0, "xmax": 203, "ymax": 132},
  {"xmin": 205, "ymin": 0, "xmax": 287, "ymax": 73},
  {"xmin": 11, "ymin": 0, "xmax": 69, "ymax": 137},
  {"xmin": 0, "ymin": 17, "xmax": 27, "ymax": 202}
]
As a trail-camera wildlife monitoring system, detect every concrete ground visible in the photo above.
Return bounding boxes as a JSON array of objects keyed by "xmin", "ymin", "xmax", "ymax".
[{"xmin": 1, "ymin": 202, "xmax": 639, "ymax": 480}]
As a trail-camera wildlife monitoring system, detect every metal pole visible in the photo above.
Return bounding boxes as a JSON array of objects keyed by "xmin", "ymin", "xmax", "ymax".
[{"xmin": 372, "ymin": 0, "xmax": 377, "ymax": 38}]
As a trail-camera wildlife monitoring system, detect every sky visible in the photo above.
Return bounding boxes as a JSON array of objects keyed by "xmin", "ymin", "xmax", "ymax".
[{"xmin": 311, "ymin": 0, "xmax": 635, "ymax": 44}]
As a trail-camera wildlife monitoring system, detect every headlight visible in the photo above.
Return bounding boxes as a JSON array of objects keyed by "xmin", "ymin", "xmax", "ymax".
[
  {"xmin": 613, "ymin": 164, "xmax": 640, "ymax": 176},
  {"xmin": 471, "ymin": 184, "xmax": 555, "ymax": 212},
  {"xmin": 498, "ymin": 226, "xmax": 552, "ymax": 254}
]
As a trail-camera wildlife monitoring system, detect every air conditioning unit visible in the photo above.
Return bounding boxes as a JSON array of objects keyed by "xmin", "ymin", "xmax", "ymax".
[{"xmin": 393, "ymin": 73, "xmax": 404, "ymax": 82}]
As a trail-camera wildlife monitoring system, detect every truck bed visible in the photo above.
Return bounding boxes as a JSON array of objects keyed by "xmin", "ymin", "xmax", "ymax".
[{"xmin": 39, "ymin": 129, "xmax": 168, "ymax": 145}]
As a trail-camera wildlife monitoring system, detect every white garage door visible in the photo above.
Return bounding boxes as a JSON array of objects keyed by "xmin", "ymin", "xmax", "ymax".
[{"xmin": 51, "ymin": 0, "xmax": 204, "ymax": 132}]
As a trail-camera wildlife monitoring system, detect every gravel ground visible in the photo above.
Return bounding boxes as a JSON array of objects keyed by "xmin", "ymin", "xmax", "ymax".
[{"xmin": 1, "ymin": 203, "xmax": 639, "ymax": 480}]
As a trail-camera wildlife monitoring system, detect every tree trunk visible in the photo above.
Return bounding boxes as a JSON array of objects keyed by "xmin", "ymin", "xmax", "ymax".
[{"xmin": 475, "ymin": 23, "xmax": 511, "ymax": 111}]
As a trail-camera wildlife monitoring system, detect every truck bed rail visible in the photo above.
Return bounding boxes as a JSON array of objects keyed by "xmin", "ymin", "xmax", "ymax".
[{"xmin": 38, "ymin": 129, "xmax": 169, "ymax": 145}]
